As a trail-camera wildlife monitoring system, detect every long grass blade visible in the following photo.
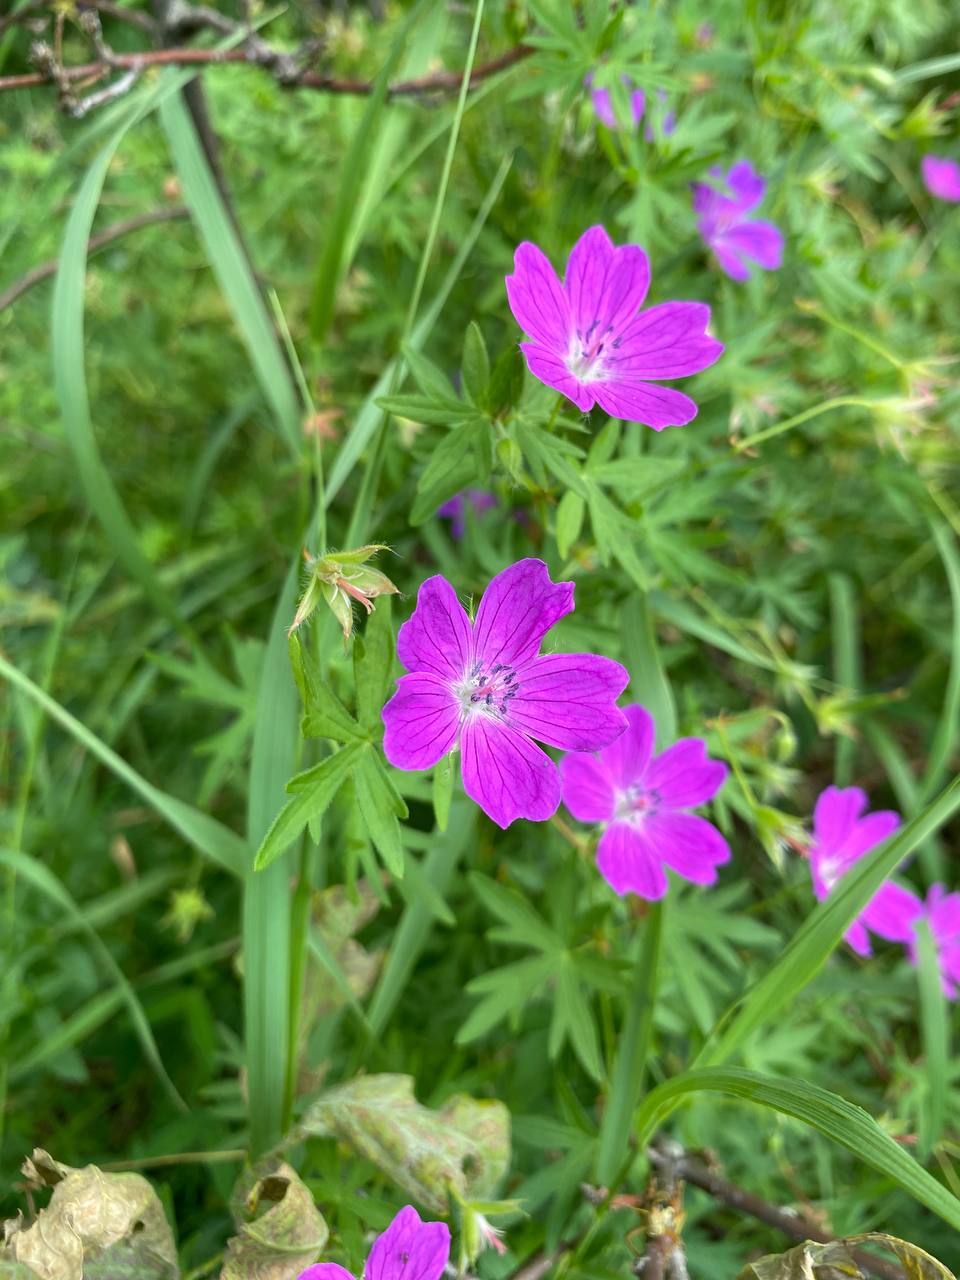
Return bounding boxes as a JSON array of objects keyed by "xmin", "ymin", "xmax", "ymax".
[
  {"xmin": 633, "ymin": 1066, "xmax": 960, "ymax": 1232},
  {"xmin": 916, "ymin": 919, "xmax": 949, "ymax": 1158},
  {"xmin": 697, "ymin": 773, "xmax": 960, "ymax": 1066},
  {"xmin": 0, "ymin": 651, "xmax": 247, "ymax": 877},
  {"xmin": 919, "ymin": 521, "xmax": 960, "ymax": 804},
  {"xmin": 828, "ymin": 572, "xmax": 860, "ymax": 787},
  {"xmin": 0, "ymin": 847, "xmax": 185, "ymax": 1110}
]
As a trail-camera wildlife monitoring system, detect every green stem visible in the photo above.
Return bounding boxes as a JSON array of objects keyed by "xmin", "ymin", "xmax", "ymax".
[
  {"xmin": 595, "ymin": 902, "xmax": 663, "ymax": 1185},
  {"xmin": 734, "ymin": 395, "xmax": 893, "ymax": 452}
]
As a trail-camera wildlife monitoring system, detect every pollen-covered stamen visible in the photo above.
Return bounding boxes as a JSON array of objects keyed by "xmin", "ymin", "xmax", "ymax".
[
  {"xmin": 613, "ymin": 784, "xmax": 661, "ymax": 824},
  {"xmin": 456, "ymin": 660, "xmax": 521, "ymax": 719}
]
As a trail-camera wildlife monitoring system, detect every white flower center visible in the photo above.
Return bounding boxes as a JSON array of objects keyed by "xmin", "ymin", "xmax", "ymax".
[
  {"xmin": 566, "ymin": 320, "xmax": 620, "ymax": 383},
  {"xmin": 614, "ymin": 784, "xmax": 660, "ymax": 824},
  {"xmin": 454, "ymin": 660, "xmax": 521, "ymax": 721}
]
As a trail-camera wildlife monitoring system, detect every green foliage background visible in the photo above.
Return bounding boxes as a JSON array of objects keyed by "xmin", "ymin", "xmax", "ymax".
[{"xmin": 1, "ymin": 0, "xmax": 960, "ymax": 1275}]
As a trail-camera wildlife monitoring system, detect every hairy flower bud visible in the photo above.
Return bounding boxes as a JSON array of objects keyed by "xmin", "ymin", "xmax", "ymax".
[{"xmin": 289, "ymin": 544, "xmax": 399, "ymax": 640}]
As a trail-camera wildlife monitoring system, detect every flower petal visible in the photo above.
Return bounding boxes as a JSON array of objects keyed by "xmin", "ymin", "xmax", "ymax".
[
  {"xmin": 508, "ymin": 653, "xmax": 629, "ymax": 750},
  {"xmin": 506, "ymin": 242, "xmax": 571, "ymax": 351},
  {"xmin": 642, "ymin": 811, "xmax": 730, "ymax": 885},
  {"xmin": 383, "ymin": 673, "xmax": 460, "ymax": 771},
  {"xmin": 564, "ymin": 225, "xmax": 651, "ymax": 339},
  {"xmin": 922, "ymin": 154, "xmax": 960, "ymax": 202},
  {"xmin": 843, "ymin": 919, "xmax": 872, "ymax": 957},
  {"xmin": 461, "ymin": 714, "xmax": 561, "ymax": 828},
  {"xmin": 591, "ymin": 379, "xmax": 699, "ymax": 429},
  {"xmin": 474, "ymin": 558, "xmax": 574, "ymax": 668},
  {"xmin": 298, "ymin": 1266, "xmax": 356, "ymax": 1280},
  {"xmin": 711, "ymin": 239, "xmax": 753, "ymax": 282},
  {"xmin": 366, "ymin": 1207, "xmax": 451, "ymax": 1280},
  {"xmin": 611, "ymin": 302, "xmax": 724, "ymax": 379},
  {"xmin": 600, "ymin": 703, "xmax": 655, "ymax": 789},
  {"xmin": 596, "ymin": 822, "xmax": 668, "ymax": 899},
  {"xmin": 716, "ymin": 221, "xmax": 783, "ymax": 273},
  {"xmin": 396, "ymin": 575, "xmax": 473, "ymax": 679},
  {"xmin": 724, "ymin": 160, "xmax": 766, "ymax": 213},
  {"xmin": 560, "ymin": 752, "xmax": 615, "ymax": 822},
  {"xmin": 812, "ymin": 786, "xmax": 868, "ymax": 853},
  {"xmin": 519, "ymin": 342, "xmax": 595, "ymax": 412},
  {"xmin": 859, "ymin": 881, "xmax": 923, "ymax": 945},
  {"xmin": 644, "ymin": 737, "xmax": 727, "ymax": 808}
]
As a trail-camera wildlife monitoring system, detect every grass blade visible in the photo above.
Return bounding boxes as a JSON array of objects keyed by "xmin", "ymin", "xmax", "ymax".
[
  {"xmin": 828, "ymin": 572, "xmax": 860, "ymax": 787},
  {"xmin": 159, "ymin": 94, "xmax": 302, "ymax": 456},
  {"xmin": 696, "ymin": 773, "xmax": 960, "ymax": 1066},
  {"xmin": 0, "ymin": 847, "xmax": 185, "ymax": 1111},
  {"xmin": 916, "ymin": 919, "xmax": 949, "ymax": 1158},
  {"xmin": 634, "ymin": 1066, "xmax": 960, "ymax": 1232},
  {"xmin": 0, "ymin": 651, "xmax": 247, "ymax": 876},
  {"xmin": 919, "ymin": 521, "xmax": 960, "ymax": 804},
  {"xmin": 621, "ymin": 595, "xmax": 676, "ymax": 747}
]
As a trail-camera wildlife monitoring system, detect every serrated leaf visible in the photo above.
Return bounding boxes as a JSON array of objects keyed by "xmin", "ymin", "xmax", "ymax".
[
  {"xmin": 222, "ymin": 1162, "xmax": 327, "ymax": 1280},
  {"xmin": 3, "ymin": 1151, "xmax": 177, "ymax": 1280},
  {"xmin": 469, "ymin": 873, "xmax": 561, "ymax": 952},
  {"xmin": 291, "ymin": 635, "xmax": 362, "ymax": 742},
  {"xmin": 462, "ymin": 323, "xmax": 491, "ymax": 406},
  {"xmin": 411, "ymin": 424, "xmax": 491, "ymax": 525},
  {"xmin": 551, "ymin": 959, "xmax": 604, "ymax": 1082},
  {"xmin": 352, "ymin": 748, "xmax": 408, "ymax": 877},
  {"xmin": 403, "ymin": 344, "xmax": 462, "ymax": 402},
  {"xmin": 291, "ymin": 1074, "xmax": 510, "ymax": 1213},
  {"xmin": 254, "ymin": 744, "xmax": 362, "ymax": 871},
  {"xmin": 377, "ymin": 394, "xmax": 469, "ymax": 425}
]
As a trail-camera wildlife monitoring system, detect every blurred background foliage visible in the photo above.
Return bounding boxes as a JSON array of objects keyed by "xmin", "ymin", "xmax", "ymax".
[{"xmin": 1, "ymin": 0, "xmax": 959, "ymax": 1275}]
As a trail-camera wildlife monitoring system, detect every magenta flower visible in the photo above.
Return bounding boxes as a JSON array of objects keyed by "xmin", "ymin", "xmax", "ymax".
[
  {"xmin": 692, "ymin": 161, "xmax": 784, "ymax": 282},
  {"xmin": 560, "ymin": 704, "xmax": 729, "ymax": 900},
  {"xmin": 437, "ymin": 489, "xmax": 497, "ymax": 539},
  {"xmin": 298, "ymin": 1206, "xmax": 449, "ymax": 1280},
  {"xmin": 921, "ymin": 154, "xmax": 960, "ymax": 203},
  {"xmin": 808, "ymin": 786, "xmax": 918, "ymax": 956},
  {"xmin": 907, "ymin": 885, "xmax": 960, "ymax": 998},
  {"xmin": 586, "ymin": 73, "xmax": 676, "ymax": 140},
  {"xmin": 505, "ymin": 225, "xmax": 724, "ymax": 429},
  {"xmin": 382, "ymin": 559, "xmax": 629, "ymax": 829}
]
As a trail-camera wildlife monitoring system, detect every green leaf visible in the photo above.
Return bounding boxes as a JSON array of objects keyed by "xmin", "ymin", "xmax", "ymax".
[
  {"xmin": 697, "ymin": 773, "xmax": 960, "ymax": 1067},
  {"xmin": 255, "ymin": 743, "xmax": 363, "ymax": 871},
  {"xmin": 222, "ymin": 1162, "xmax": 327, "ymax": 1280},
  {"xmin": 160, "ymin": 94, "xmax": 302, "ymax": 455},
  {"xmin": 462, "ymin": 322, "xmax": 491, "ymax": 405},
  {"xmin": 555, "ymin": 490, "xmax": 585, "ymax": 559},
  {"xmin": 919, "ymin": 521, "xmax": 960, "ymax": 804},
  {"xmin": 458, "ymin": 953, "xmax": 557, "ymax": 1043},
  {"xmin": 376, "ymin": 393, "xmax": 473, "ymax": 425},
  {"xmin": 411, "ymin": 422, "xmax": 491, "ymax": 525},
  {"xmin": 469, "ymin": 872, "xmax": 561, "ymax": 952},
  {"xmin": 432, "ymin": 753, "xmax": 455, "ymax": 832},
  {"xmin": 291, "ymin": 1074, "xmax": 510, "ymax": 1213},
  {"xmin": 352, "ymin": 747, "xmax": 408, "ymax": 877},
  {"xmin": 404, "ymin": 344, "xmax": 463, "ymax": 403},
  {"xmin": 635, "ymin": 1067, "xmax": 960, "ymax": 1233},
  {"xmin": 551, "ymin": 959, "xmax": 604, "ymax": 1082},
  {"xmin": 621, "ymin": 595, "xmax": 677, "ymax": 747},
  {"xmin": 355, "ymin": 598, "xmax": 395, "ymax": 731},
  {"xmin": 917, "ymin": 919, "xmax": 949, "ymax": 1158}
]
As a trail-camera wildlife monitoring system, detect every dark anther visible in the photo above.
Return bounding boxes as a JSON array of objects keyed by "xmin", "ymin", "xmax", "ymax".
[{"xmin": 485, "ymin": 692, "xmax": 493, "ymax": 706}]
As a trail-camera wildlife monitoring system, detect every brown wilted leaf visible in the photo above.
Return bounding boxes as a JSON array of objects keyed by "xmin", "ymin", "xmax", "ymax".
[
  {"xmin": 737, "ymin": 1232, "xmax": 956, "ymax": 1280},
  {"xmin": 220, "ymin": 1161, "xmax": 327, "ymax": 1280}
]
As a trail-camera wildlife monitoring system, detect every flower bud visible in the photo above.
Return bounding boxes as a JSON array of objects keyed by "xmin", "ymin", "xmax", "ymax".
[{"xmin": 289, "ymin": 544, "xmax": 399, "ymax": 641}]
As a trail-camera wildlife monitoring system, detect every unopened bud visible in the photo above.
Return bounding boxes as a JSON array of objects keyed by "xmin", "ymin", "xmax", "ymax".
[{"xmin": 289, "ymin": 544, "xmax": 399, "ymax": 641}]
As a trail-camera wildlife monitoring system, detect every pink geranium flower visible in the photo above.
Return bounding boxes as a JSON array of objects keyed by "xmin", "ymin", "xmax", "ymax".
[
  {"xmin": 586, "ymin": 73, "xmax": 676, "ymax": 140},
  {"xmin": 907, "ymin": 885, "xmax": 960, "ymax": 998},
  {"xmin": 921, "ymin": 154, "xmax": 960, "ymax": 202},
  {"xmin": 560, "ymin": 704, "xmax": 729, "ymax": 900},
  {"xmin": 382, "ymin": 559, "xmax": 629, "ymax": 829},
  {"xmin": 505, "ymin": 225, "xmax": 724, "ymax": 429},
  {"xmin": 437, "ymin": 489, "xmax": 497, "ymax": 539},
  {"xmin": 298, "ymin": 1206, "xmax": 449, "ymax": 1280},
  {"xmin": 692, "ymin": 161, "xmax": 784, "ymax": 282},
  {"xmin": 808, "ymin": 786, "xmax": 918, "ymax": 956}
]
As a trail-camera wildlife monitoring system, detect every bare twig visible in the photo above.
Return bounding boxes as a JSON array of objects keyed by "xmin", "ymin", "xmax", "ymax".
[
  {"xmin": 646, "ymin": 1146, "xmax": 905, "ymax": 1280},
  {"xmin": 0, "ymin": 205, "xmax": 188, "ymax": 312},
  {"xmin": 0, "ymin": 41, "xmax": 533, "ymax": 96}
]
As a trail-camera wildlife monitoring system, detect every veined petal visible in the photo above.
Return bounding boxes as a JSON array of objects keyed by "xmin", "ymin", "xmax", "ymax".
[
  {"xmin": 859, "ymin": 881, "xmax": 923, "ymax": 945},
  {"xmin": 612, "ymin": 302, "xmax": 724, "ymax": 379},
  {"xmin": 396, "ymin": 575, "xmax": 473, "ymax": 679},
  {"xmin": 298, "ymin": 1266, "xmax": 356, "ymax": 1280},
  {"xmin": 565, "ymin": 226, "xmax": 650, "ymax": 339},
  {"xmin": 644, "ymin": 737, "xmax": 727, "ymax": 808},
  {"xmin": 596, "ymin": 822, "xmax": 668, "ymax": 899},
  {"xmin": 841, "ymin": 810, "xmax": 900, "ymax": 863},
  {"xmin": 382, "ymin": 673, "xmax": 460, "ymax": 771},
  {"xmin": 560, "ymin": 752, "xmax": 616, "ymax": 822},
  {"xmin": 601, "ymin": 703, "xmax": 655, "ymax": 789},
  {"xmin": 812, "ymin": 786, "xmax": 867, "ymax": 853},
  {"xmin": 461, "ymin": 715, "xmax": 560, "ymax": 828},
  {"xmin": 474, "ymin": 558, "xmax": 574, "ymax": 668},
  {"xmin": 509, "ymin": 653, "xmax": 628, "ymax": 750},
  {"xmin": 506, "ymin": 242, "xmax": 571, "ymax": 352},
  {"xmin": 366, "ymin": 1207, "xmax": 451, "ymax": 1280},
  {"xmin": 642, "ymin": 811, "xmax": 730, "ymax": 885},
  {"xmin": 519, "ymin": 342, "xmax": 595, "ymax": 412},
  {"xmin": 591, "ymin": 379, "xmax": 699, "ymax": 429}
]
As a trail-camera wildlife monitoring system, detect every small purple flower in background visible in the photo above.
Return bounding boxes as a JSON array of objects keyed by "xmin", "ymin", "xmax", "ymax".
[
  {"xmin": 693, "ymin": 161, "xmax": 784, "ymax": 282},
  {"xmin": 807, "ymin": 786, "xmax": 917, "ymax": 956},
  {"xmin": 505, "ymin": 225, "xmax": 724, "ymax": 428},
  {"xmin": 560, "ymin": 704, "xmax": 729, "ymax": 900},
  {"xmin": 586, "ymin": 73, "xmax": 676, "ymax": 140},
  {"xmin": 298, "ymin": 1205, "xmax": 450, "ymax": 1280},
  {"xmin": 437, "ymin": 489, "xmax": 497, "ymax": 539},
  {"xmin": 921, "ymin": 154, "xmax": 960, "ymax": 203},
  {"xmin": 383, "ymin": 559, "xmax": 629, "ymax": 829},
  {"xmin": 907, "ymin": 885, "xmax": 960, "ymax": 998}
]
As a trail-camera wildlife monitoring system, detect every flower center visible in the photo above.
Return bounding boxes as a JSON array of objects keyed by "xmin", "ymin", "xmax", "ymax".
[
  {"xmin": 566, "ymin": 319, "xmax": 622, "ymax": 383},
  {"xmin": 614, "ymin": 784, "xmax": 660, "ymax": 824},
  {"xmin": 455, "ymin": 660, "xmax": 521, "ymax": 720}
]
